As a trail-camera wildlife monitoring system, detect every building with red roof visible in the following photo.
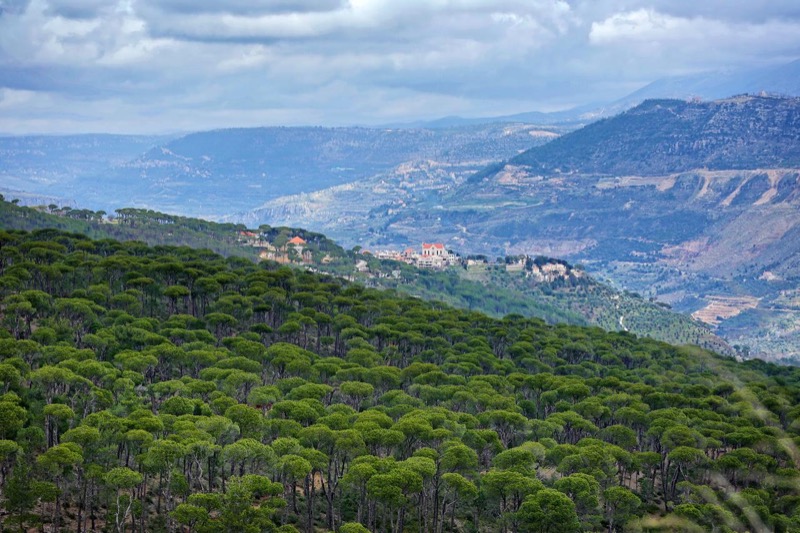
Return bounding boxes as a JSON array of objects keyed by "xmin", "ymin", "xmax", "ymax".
[{"xmin": 421, "ymin": 242, "xmax": 446, "ymax": 257}]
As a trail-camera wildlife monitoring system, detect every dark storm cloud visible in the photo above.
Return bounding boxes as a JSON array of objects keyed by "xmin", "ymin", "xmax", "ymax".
[{"xmin": 2, "ymin": 0, "xmax": 800, "ymax": 133}]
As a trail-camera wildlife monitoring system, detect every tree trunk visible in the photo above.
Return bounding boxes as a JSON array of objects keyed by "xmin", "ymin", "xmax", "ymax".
[
  {"xmin": 305, "ymin": 474, "xmax": 313, "ymax": 533},
  {"xmin": 397, "ymin": 506, "xmax": 406, "ymax": 533},
  {"xmin": 325, "ymin": 463, "xmax": 336, "ymax": 530},
  {"xmin": 660, "ymin": 457, "xmax": 670, "ymax": 512},
  {"xmin": 368, "ymin": 499, "xmax": 376, "ymax": 532},
  {"xmin": 432, "ymin": 474, "xmax": 440, "ymax": 533},
  {"xmin": 439, "ymin": 497, "xmax": 448, "ymax": 533},
  {"xmin": 90, "ymin": 479, "xmax": 97, "ymax": 532},
  {"xmin": 54, "ymin": 477, "xmax": 62, "ymax": 531},
  {"xmin": 140, "ymin": 472, "xmax": 149, "ymax": 533},
  {"xmin": 156, "ymin": 472, "xmax": 163, "ymax": 515}
]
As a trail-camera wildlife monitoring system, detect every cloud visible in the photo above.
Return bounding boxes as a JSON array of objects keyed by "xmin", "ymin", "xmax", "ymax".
[
  {"xmin": 646, "ymin": 1, "xmax": 800, "ymax": 24},
  {"xmin": 0, "ymin": 0, "xmax": 30, "ymax": 16},
  {"xmin": 0, "ymin": 87, "xmax": 39, "ymax": 109},
  {"xmin": 589, "ymin": 9, "xmax": 683, "ymax": 43},
  {"xmin": 0, "ymin": 0, "xmax": 799, "ymax": 133},
  {"xmin": 136, "ymin": 0, "xmax": 575, "ymax": 43},
  {"xmin": 589, "ymin": 8, "xmax": 800, "ymax": 72}
]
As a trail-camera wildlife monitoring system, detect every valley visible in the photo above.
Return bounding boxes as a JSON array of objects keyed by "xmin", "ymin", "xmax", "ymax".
[{"xmin": 239, "ymin": 96, "xmax": 800, "ymax": 362}]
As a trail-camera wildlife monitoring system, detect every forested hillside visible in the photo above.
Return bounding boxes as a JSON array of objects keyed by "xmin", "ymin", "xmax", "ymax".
[
  {"xmin": 0, "ymin": 198, "xmax": 728, "ymax": 352},
  {"xmin": 0, "ymin": 229, "xmax": 799, "ymax": 532},
  {"xmin": 0, "ymin": 198, "xmax": 347, "ymax": 264},
  {"xmin": 353, "ymin": 257, "xmax": 729, "ymax": 355}
]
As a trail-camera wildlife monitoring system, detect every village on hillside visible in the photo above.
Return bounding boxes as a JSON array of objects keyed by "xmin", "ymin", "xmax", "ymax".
[
  {"xmin": 366, "ymin": 242, "xmax": 459, "ymax": 269},
  {"xmin": 237, "ymin": 231, "xmax": 462, "ymax": 270},
  {"xmin": 236, "ymin": 230, "xmax": 584, "ymax": 284},
  {"xmin": 19, "ymin": 204, "xmax": 581, "ymax": 285}
]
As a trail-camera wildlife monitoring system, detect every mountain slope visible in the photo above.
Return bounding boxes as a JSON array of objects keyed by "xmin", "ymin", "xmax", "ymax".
[
  {"xmin": 621, "ymin": 59, "xmax": 800, "ymax": 104},
  {"xmin": 0, "ymin": 196, "xmax": 347, "ymax": 261},
  {"xmin": 398, "ymin": 58, "xmax": 800, "ymax": 129},
  {"xmin": 354, "ymin": 256, "xmax": 731, "ymax": 355},
  {"xmin": 510, "ymin": 95, "xmax": 800, "ymax": 176},
  {"xmin": 449, "ymin": 97, "xmax": 800, "ymax": 359}
]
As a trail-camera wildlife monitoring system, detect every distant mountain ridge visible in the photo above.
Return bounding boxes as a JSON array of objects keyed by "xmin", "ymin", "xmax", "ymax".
[
  {"xmin": 620, "ymin": 59, "xmax": 800, "ymax": 105},
  {"xmin": 52, "ymin": 124, "xmax": 558, "ymax": 218},
  {"xmin": 0, "ymin": 124, "xmax": 560, "ymax": 219},
  {"xmin": 0, "ymin": 133, "xmax": 167, "ymax": 203},
  {"xmin": 401, "ymin": 58, "xmax": 800, "ymax": 129},
  {"xmin": 509, "ymin": 95, "xmax": 800, "ymax": 176}
]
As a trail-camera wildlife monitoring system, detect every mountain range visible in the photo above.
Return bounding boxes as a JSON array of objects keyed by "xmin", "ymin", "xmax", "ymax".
[
  {"xmin": 621, "ymin": 59, "xmax": 800, "ymax": 104},
  {"xmin": 0, "ymin": 124, "xmax": 559, "ymax": 219},
  {"xmin": 0, "ymin": 133, "xmax": 166, "ymax": 195}
]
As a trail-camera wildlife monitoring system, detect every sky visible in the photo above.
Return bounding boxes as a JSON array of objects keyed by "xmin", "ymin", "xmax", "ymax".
[{"xmin": 1, "ymin": 0, "xmax": 800, "ymax": 134}]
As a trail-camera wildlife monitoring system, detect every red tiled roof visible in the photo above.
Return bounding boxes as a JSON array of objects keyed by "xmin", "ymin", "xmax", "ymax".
[
  {"xmin": 288, "ymin": 236, "xmax": 307, "ymax": 245},
  {"xmin": 422, "ymin": 242, "xmax": 445, "ymax": 249}
]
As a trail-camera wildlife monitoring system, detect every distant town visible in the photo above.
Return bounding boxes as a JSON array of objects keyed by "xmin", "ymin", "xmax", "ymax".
[
  {"xmin": 237, "ymin": 230, "xmax": 584, "ymax": 284},
  {"xmin": 238, "ymin": 230, "xmax": 463, "ymax": 269},
  {"xmin": 18, "ymin": 205, "xmax": 581, "ymax": 285}
]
